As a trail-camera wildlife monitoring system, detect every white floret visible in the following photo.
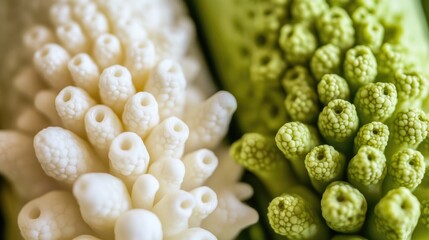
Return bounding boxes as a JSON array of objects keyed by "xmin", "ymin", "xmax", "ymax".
[
  {"xmin": 68, "ymin": 53, "xmax": 100, "ymax": 99},
  {"xmin": 97, "ymin": 0, "xmax": 132, "ymax": 24},
  {"xmin": 22, "ymin": 25, "xmax": 56, "ymax": 54},
  {"xmin": 182, "ymin": 149, "xmax": 218, "ymax": 191},
  {"xmin": 34, "ymin": 127, "xmax": 106, "ymax": 184},
  {"xmin": 18, "ymin": 191, "xmax": 93, "ymax": 240},
  {"xmin": 189, "ymin": 186, "xmax": 218, "ymax": 227},
  {"xmin": 108, "ymin": 132, "xmax": 150, "ymax": 189},
  {"xmin": 122, "ymin": 92, "xmax": 159, "ymax": 139},
  {"xmin": 93, "ymin": 33, "xmax": 123, "ymax": 69},
  {"xmin": 181, "ymin": 56, "xmax": 201, "ymax": 84},
  {"xmin": 148, "ymin": 157, "xmax": 185, "ymax": 202},
  {"xmin": 151, "ymin": 16, "xmax": 194, "ymax": 60},
  {"xmin": 184, "ymin": 91, "xmax": 237, "ymax": 152},
  {"xmin": 114, "ymin": 209, "xmax": 163, "ymax": 240},
  {"xmin": 72, "ymin": 235, "xmax": 101, "ymax": 240},
  {"xmin": 99, "ymin": 65, "xmax": 135, "ymax": 115},
  {"xmin": 16, "ymin": 107, "xmax": 49, "ymax": 135},
  {"xmin": 35, "ymin": 90, "xmax": 62, "ymax": 125},
  {"xmin": 145, "ymin": 59, "xmax": 187, "ymax": 120},
  {"xmin": 152, "ymin": 190, "xmax": 195, "ymax": 237},
  {"xmin": 201, "ymin": 188, "xmax": 259, "ymax": 240},
  {"xmin": 13, "ymin": 66, "xmax": 47, "ymax": 100},
  {"xmin": 131, "ymin": 174, "xmax": 159, "ymax": 210},
  {"xmin": 0, "ymin": 131, "xmax": 58, "ymax": 201},
  {"xmin": 80, "ymin": 11, "xmax": 110, "ymax": 41},
  {"xmin": 145, "ymin": 116, "xmax": 189, "ymax": 161},
  {"xmin": 124, "ymin": 39, "xmax": 156, "ymax": 90},
  {"xmin": 71, "ymin": 0, "xmax": 97, "ymax": 23},
  {"xmin": 33, "ymin": 43, "xmax": 72, "ymax": 90},
  {"xmin": 84, "ymin": 105, "xmax": 123, "ymax": 163},
  {"xmin": 56, "ymin": 20, "xmax": 89, "ymax": 55},
  {"xmin": 166, "ymin": 228, "xmax": 217, "ymax": 240},
  {"xmin": 49, "ymin": 2, "xmax": 73, "ymax": 27},
  {"xmin": 55, "ymin": 86, "xmax": 96, "ymax": 137},
  {"xmin": 113, "ymin": 17, "xmax": 147, "ymax": 45},
  {"xmin": 73, "ymin": 173, "xmax": 132, "ymax": 239}
]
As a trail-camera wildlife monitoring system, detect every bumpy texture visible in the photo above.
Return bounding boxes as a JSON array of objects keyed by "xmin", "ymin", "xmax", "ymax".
[
  {"xmin": 189, "ymin": 0, "xmax": 429, "ymax": 239},
  {"xmin": 0, "ymin": 0, "xmax": 259, "ymax": 239}
]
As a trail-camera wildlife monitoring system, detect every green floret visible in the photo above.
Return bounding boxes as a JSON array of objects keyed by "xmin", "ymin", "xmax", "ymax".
[
  {"xmin": 267, "ymin": 186, "xmax": 330, "ymax": 240},
  {"xmin": 321, "ymin": 181, "xmax": 367, "ymax": 233},
  {"xmin": 278, "ymin": 23, "xmax": 317, "ymax": 64},
  {"xmin": 376, "ymin": 43, "xmax": 407, "ymax": 81},
  {"xmin": 412, "ymin": 199, "xmax": 429, "ymax": 240},
  {"xmin": 284, "ymin": 86, "xmax": 320, "ymax": 124},
  {"xmin": 310, "ymin": 44, "xmax": 342, "ymax": 81},
  {"xmin": 249, "ymin": 48, "xmax": 285, "ymax": 93},
  {"xmin": 318, "ymin": 99, "xmax": 359, "ymax": 154},
  {"xmin": 347, "ymin": 146, "xmax": 386, "ymax": 204},
  {"xmin": 316, "ymin": 6, "xmax": 355, "ymax": 50},
  {"xmin": 290, "ymin": 0, "xmax": 329, "ymax": 23},
  {"xmin": 355, "ymin": 17, "xmax": 384, "ymax": 53},
  {"xmin": 353, "ymin": 121, "xmax": 389, "ymax": 153},
  {"xmin": 281, "ymin": 65, "xmax": 316, "ymax": 93},
  {"xmin": 343, "ymin": 45, "xmax": 378, "ymax": 93},
  {"xmin": 331, "ymin": 235, "xmax": 368, "ymax": 240},
  {"xmin": 382, "ymin": 148, "xmax": 425, "ymax": 193},
  {"xmin": 367, "ymin": 187, "xmax": 420, "ymax": 240},
  {"xmin": 391, "ymin": 70, "xmax": 428, "ymax": 111},
  {"xmin": 304, "ymin": 145, "xmax": 346, "ymax": 193},
  {"xmin": 252, "ymin": 1, "xmax": 287, "ymax": 34},
  {"xmin": 275, "ymin": 122, "xmax": 320, "ymax": 184},
  {"xmin": 351, "ymin": 6, "xmax": 376, "ymax": 25},
  {"xmin": 353, "ymin": 82, "xmax": 397, "ymax": 124},
  {"xmin": 385, "ymin": 108, "xmax": 428, "ymax": 159},
  {"xmin": 258, "ymin": 90, "xmax": 291, "ymax": 135},
  {"xmin": 231, "ymin": 133, "xmax": 298, "ymax": 196},
  {"xmin": 317, "ymin": 74, "xmax": 350, "ymax": 106}
]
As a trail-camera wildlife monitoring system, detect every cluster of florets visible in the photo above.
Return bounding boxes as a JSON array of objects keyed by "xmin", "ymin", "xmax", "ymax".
[
  {"xmin": 0, "ymin": 0, "xmax": 259, "ymax": 239},
  {"xmin": 223, "ymin": 0, "xmax": 429, "ymax": 239}
]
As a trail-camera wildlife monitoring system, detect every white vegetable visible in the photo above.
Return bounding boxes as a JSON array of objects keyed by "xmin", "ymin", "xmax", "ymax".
[
  {"xmin": 68, "ymin": 53, "xmax": 101, "ymax": 100},
  {"xmin": 49, "ymin": 2, "xmax": 73, "ymax": 27},
  {"xmin": 22, "ymin": 25, "xmax": 56, "ymax": 55},
  {"xmin": 34, "ymin": 127, "xmax": 105, "ymax": 184},
  {"xmin": 166, "ymin": 228, "xmax": 217, "ymax": 240},
  {"xmin": 99, "ymin": 65, "xmax": 135, "ymax": 115},
  {"xmin": 81, "ymin": 11, "xmax": 110, "ymax": 41},
  {"xmin": 122, "ymin": 92, "xmax": 159, "ymax": 138},
  {"xmin": 131, "ymin": 174, "xmax": 159, "ymax": 210},
  {"xmin": 201, "ymin": 187, "xmax": 259, "ymax": 240},
  {"xmin": 73, "ymin": 173, "xmax": 132, "ymax": 239},
  {"xmin": 109, "ymin": 132, "xmax": 150, "ymax": 188},
  {"xmin": 114, "ymin": 209, "xmax": 163, "ymax": 240},
  {"xmin": 56, "ymin": 20, "xmax": 89, "ymax": 55},
  {"xmin": 84, "ymin": 104, "xmax": 123, "ymax": 163},
  {"xmin": 113, "ymin": 18, "xmax": 147, "ymax": 45},
  {"xmin": 185, "ymin": 91, "xmax": 237, "ymax": 152},
  {"xmin": 55, "ymin": 86, "xmax": 96, "ymax": 137},
  {"xmin": 33, "ymin": 43, "xmax": 72, "ymax": 90},
  {"xmin": 145, "ymin": 116, "xmax": 189, "ymax": 161},
  {"xmin": 148, "ymin": 157, "xmax": 185, "ymax": 202},
  {"xmin": 152, "ymin": 190, "xmax": 195, "ymax": 237},
  {"xmin": 124, "ymin": 39, "xmax": 156, "ymax": 90},
  {"xmin": 182, "ymin": 149, "xmax": 218, "ymax": 191},
  {"xmin": 145, "ymin": 59, "xmax": 187, "ymax": 120},
  {"xmin": 189, "ymin": 186, "xmax": 218, "ymax": 227},
  {"xmin": 18, "ymin": 191, "xmax": 93, "ymax": 240},
  {"xmin": 0, "ymin": 131, "xmax": 58, "ymax": 201},
  {"xmin": 93, "ymin": 33, "xmax": 123, "ymax": 70}
]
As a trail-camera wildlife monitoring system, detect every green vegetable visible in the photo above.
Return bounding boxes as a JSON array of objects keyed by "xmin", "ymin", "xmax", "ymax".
[{"xmin": 187, "ymin": 0, "xmax": 429, "ymax": 238}]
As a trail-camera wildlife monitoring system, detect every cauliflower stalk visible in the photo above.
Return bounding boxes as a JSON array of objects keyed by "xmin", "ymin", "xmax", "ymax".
[
  {"xmin": 0, "ymin": 0, "xmax": 259, "ymax": 239},
  {"xmin": 188, "ymin": 0, "xmax": 429, "ymax": 239}
]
